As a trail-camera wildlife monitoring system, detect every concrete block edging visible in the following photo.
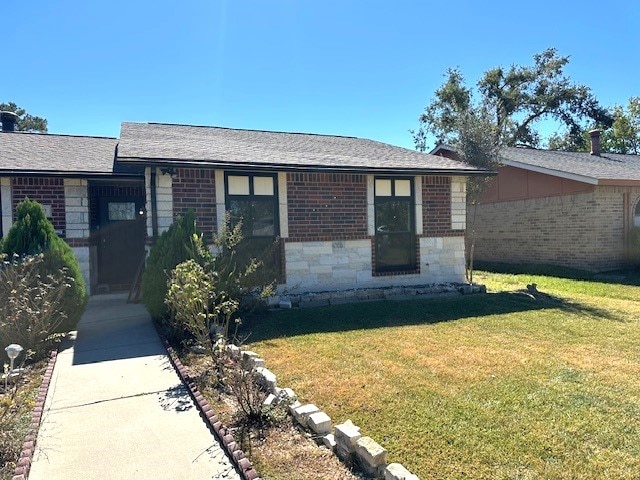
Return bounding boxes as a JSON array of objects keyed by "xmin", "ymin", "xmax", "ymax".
[{"xmin": 12, "ymin": 350, "xmax": 59, "ymax": 480}]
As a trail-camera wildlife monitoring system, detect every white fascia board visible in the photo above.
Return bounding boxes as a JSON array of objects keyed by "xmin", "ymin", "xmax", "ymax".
[{"xmin": 502, "ymin": 160, "xmax": 599, "ymax": 185}]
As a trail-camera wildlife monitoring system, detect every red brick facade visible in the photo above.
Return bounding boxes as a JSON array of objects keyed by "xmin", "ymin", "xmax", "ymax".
[
  {"xmin": 172, "ymin": 168, "xmax": 217, "ymax": 240},
  {"xmin": 422, "ymin": 176, "xmax": 462, "ymax": 237},
  {"xmin": 287, "ymin": 172, "xmax": 368, "ymax": 242},
  {"xmin": 11, "ymin": 177, "xmax": 66, "ymax": 235}
]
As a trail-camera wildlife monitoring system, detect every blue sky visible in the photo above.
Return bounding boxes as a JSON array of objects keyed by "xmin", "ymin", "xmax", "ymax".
[{"xmin": 3, "ymin": 0, "xmax": 638, "ymax": 150}]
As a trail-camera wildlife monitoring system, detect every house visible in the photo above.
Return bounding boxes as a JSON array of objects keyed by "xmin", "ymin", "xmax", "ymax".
[
  {"xmin": 0, "ymin": 113, "xmax": 487, "ymax": 295},
  {"xmin": 432, "ymin": 131, "xmax": 640, "ymax": 272}
]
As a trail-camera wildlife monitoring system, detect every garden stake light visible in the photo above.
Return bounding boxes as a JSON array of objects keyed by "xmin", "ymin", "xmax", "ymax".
[{"xmin": 4, "ymin": 344, "xmax": 23, "ymax": 390}]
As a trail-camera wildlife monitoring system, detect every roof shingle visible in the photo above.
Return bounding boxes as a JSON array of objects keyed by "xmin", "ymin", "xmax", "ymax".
[
  {"xmin": 118, "ymin": 122, "xmax": 485, "ymax": 174},
  {"xmin": 502, "ymin": 146, "xmax": 640, "ymax": 182},
  {"xmin": 0, "ymin": 132, "xmax": 118, "ymax": 175}
]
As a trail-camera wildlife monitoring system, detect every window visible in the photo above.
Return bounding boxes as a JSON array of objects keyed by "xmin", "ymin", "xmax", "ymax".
[
  {"xmin": 374, "ymin": 177, "xmax": 416, "ymax": 273},
  {"xmin": 225, "ymin": 173, "xmax": 280, "ymax": 279},
  {"xmin": 108, "ymin": 202, "xmax": 136, "ymax": 221},
  {"xmin": 635, "ymin": 199, "xmax": 640, "ymax": 227}
]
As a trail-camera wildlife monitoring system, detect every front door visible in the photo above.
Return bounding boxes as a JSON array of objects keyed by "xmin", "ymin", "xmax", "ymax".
[{"xmin": 90, "ymin": 183, "xmax": 146, "ymax": 289}]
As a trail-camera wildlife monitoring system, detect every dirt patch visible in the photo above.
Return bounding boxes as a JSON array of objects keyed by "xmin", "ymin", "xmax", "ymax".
[{"xmin": 180, "ymin": 352, "xmax": 361, "ymax": 480}]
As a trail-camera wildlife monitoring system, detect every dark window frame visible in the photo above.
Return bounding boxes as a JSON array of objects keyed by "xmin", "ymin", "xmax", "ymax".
[
  {"xmin": 374, "ymin": 177, "xmax": 417, "ymax": 274},
  {"xmin": 224, "ymin": 172, "xmax": 280, "ymax": 239}
]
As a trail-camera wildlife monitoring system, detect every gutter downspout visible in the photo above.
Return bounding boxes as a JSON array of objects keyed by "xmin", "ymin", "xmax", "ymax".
[{"xmin": 150, "ymin": 167, "xmax": 159, "ymax": 238}]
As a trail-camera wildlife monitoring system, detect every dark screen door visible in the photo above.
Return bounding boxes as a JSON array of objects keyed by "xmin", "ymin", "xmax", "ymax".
[{"xmin": 96, "ymin": 196, "xmax": 146, "ymax": 286}]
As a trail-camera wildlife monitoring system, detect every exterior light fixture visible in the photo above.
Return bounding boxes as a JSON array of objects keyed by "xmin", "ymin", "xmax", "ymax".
[{"xmin": 4, "ymin": 344, "xmax": 23, "ymax": 389}]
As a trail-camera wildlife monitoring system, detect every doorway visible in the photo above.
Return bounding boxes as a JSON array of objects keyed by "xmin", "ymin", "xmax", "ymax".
[{"xmin": 89, "ymin": 181, "xmax": 146, "ymax": 291}]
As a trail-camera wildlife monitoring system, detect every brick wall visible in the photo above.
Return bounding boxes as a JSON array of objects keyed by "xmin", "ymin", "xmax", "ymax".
[
  {"xmin": 172, "ymin": 168, "xmax": 216, "ymax": 240},
  {"xmin": 422, "ymin": 176, "xmax": 463, "ymax": 237},
  {"xmin": 12, "ymin": 177, "xmax": 66, "ymax": 235},
  {"xmin": 473, "ymin": 186, "xmax": 640, "ymax": 271},
  {"xmin": 287, "ymin": 172, "xmax": 368, "ymax": 242}
]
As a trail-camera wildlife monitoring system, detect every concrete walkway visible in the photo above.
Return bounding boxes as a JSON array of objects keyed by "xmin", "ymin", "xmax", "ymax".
[{"xmin": 29, "ymin": 294, "xmax": 240, "ymax": 480}]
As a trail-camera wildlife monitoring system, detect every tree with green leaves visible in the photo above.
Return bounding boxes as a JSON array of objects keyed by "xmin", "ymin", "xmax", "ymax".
[
  {"xmin": 413, "ymin": 48, "xmax": 612, "ymax": 282},
  {"xmin": 413, "ymin": 48, "xmax": 613, "ymax": 152},
  {"xmin": 548, "ymin": 97, "xmax": 640, "ymax": 154},
  {"xmin": 0, "ymin": 102, "xmax": 48, "ymax": 132}
]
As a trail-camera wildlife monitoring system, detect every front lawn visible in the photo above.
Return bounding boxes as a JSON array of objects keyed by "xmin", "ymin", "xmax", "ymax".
[{"xmin": 242, "ymin": 272, "xmax": 640, "ymax": 479}]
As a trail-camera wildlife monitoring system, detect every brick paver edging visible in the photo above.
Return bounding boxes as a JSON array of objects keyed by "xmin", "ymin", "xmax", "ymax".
[
  {"xmin": 12, "ymin": 350, "xmax": 59, "ymax": 480},
  {"xmin": 154, "ymin": 326, "xmax": 261, "ymax": 480}
]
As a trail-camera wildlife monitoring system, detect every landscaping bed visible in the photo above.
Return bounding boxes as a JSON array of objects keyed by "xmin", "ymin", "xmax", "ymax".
[
  {"xmin": 177, "ymin": 351, "xmax": 360, "ymax": 480},
  {"xmin": 239, "ymin": 271, "xmax": 640, "ymax": 479},
  {"xmin": 0, "ymin": 360, "xmax": 48, "ymax": 480}
]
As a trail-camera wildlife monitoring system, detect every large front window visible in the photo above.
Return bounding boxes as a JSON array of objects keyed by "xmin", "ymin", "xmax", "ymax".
[
  {"xmin": 225, "ymin": 173, "xmax": 280, "ymax": 280},
  {"xmin": 374, "ymin": 177, "xmax": 416, "ymax": 273}
]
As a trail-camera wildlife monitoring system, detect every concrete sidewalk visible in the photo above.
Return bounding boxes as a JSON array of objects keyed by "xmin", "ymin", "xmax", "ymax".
[{"xmin": 29, "ymin": 294, "xmax": 240, "ymax": 480}]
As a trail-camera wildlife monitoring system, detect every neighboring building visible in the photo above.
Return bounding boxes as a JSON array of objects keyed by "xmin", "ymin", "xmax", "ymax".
[
  {"xmin": 1, "ymin": 115, "xmax": 486, "ymax": 294},
  {"xmin": 432, "ymin": 131, "xmax": 640, "ymax": 272}
]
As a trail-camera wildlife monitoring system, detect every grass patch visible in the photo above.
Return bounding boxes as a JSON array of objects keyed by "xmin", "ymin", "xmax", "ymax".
[{"xmin": 243, "ymin": 272, "xmax": 640, "ymax": 479}]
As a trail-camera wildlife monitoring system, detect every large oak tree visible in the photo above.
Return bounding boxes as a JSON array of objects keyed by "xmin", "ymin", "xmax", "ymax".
[{"xmin": 413, "ymin": 48, "xmax": 612, "ymax": 153}]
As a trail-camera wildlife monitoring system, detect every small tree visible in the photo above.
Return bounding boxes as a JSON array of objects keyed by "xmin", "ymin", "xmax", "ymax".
[
  {"xmin": 1, "ymin": 199, "xmax": 86, "ymax": 333},
  {"xmin": 165, "ymin": 215, "xmax": 275, "ymax": 380},
  {"xmin": 141, "ymin": 210, "xmax": 201, "ymax": 320}
]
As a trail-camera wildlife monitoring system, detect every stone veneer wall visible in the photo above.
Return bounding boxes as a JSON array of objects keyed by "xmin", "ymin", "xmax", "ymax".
[
  {"xmin": 283, "ymin": 237, "xmax": 465, "ymax": 293},
  {"xmin": 64, "ymin": 179, "xmax": 91, "ymax": 291},
  {"xmin": 145, "ymin": 167, "xmax": 174, "ymax": 237},
  {"xmin": 473, "ymin": 186, "xmax": 640, "ymax": 272},
  {"xmin": 1, "ymin": 177, "xmax": 12, "ymax": 236},
  {"xmin": 172, "ymin": 168, "xmax": 216, "ymax": 241}
]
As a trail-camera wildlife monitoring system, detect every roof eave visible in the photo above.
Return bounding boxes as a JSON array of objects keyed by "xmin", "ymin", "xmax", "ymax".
[
  {"xmin": 117, "ymin": 156, "xmax": 494, "ymax": 176},
  {"xmin": 0, "ymin": 169, "xmax": 143, "ymax": 179},
  {"xmin": 502, "ymin": 160, "xmax": 599, "ymax": 185}
]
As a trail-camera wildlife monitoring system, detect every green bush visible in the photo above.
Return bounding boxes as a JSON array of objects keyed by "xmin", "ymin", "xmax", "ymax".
[
  {"xmin": 141, "ymin": 210, "xmax": 202, "ymax": 319},
  {"xmin": 1, "ymin": 199, "xmax": 87, "ymax": 333}
]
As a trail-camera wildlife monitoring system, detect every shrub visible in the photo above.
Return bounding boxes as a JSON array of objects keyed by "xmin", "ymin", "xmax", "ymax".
[
  {"xmin": 0, "ymin": 254, "xmax": 71, "ymax": 359},
  {"xmin": 141, "ymin": 210, "xmax": 201, "ymax": 320},
  {"xmin": 1, "ymin": 199, "xmax": 86, "ymax": 333}
]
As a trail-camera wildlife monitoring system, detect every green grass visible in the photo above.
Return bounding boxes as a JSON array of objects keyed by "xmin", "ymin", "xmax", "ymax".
[{"xmin": 243, "ymin": 272, "xmax": 640, "ymax": 480}]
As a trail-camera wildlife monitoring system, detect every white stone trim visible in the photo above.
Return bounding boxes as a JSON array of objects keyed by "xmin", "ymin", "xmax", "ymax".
[
  {"xmin": 415, "ymin": 176, "xmax": 423, "ymax": 235},
  {"xmin": 144, "ymin": 167, "xmax": 153, "ymax": 238},
  {"xmin": 215, "ymin": 169, "xmax": 226, "ymax": 232},
  {"xmin": 72, "ymin": 246, "xmax": 91, "ymax": 295},
  {"xmin": 451, "ymin": 177, "xmax": 466, "ymax": 230},
  {"xmin": 64, "ymin": 178, "xmax": 89, "ymax": 239},
  {"xmin": 1, "ymin": 177, "xmax": 12, "ymax": 235},
  {"xmin": 156, "ymin": 170, "xmax": 173, "ymax": 234},
  {"xmin": 278, "ymin": 172, "xmax": 288, "ymax": 238},
  {"xmin": 367, "ymin": 175, "xmax": 375, "ymax": 236}
]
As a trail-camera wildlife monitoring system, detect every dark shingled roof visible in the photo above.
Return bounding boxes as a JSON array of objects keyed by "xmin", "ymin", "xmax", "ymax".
[
  {"xmin": 502, "ymin": 146, "xmax": 640, "ymax": 183},
  {"xmin": 0, "ymin": 131, "xmax": 118, "ymax": 175},
  {"xmin": 118, "ymin": 122, "xmax": 486, "ymax": 174}
]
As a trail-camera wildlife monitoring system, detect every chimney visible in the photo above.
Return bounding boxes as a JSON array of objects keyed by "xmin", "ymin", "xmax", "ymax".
[
  {"xmin": 589, "ymin": 129, "xmax": 601, "ymax": 156},
  {"xmin": 0, "ymin": 111, "xmax": 19, "ymax": 132}
]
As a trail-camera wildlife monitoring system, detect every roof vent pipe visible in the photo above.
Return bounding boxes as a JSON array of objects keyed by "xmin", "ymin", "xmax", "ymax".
[
  {"xmin": 0, "ymin": 111, "xmax": 19, "ymax": 132},
  {"xmin": 589, "ymin": 129, "xmax": 601, "ymax": 156}
]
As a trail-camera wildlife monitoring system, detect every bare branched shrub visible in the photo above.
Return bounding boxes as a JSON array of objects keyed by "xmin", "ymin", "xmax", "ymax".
[{"xmin": 0, "ymin": 254, "xmax": 71, "ymax": 359}]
